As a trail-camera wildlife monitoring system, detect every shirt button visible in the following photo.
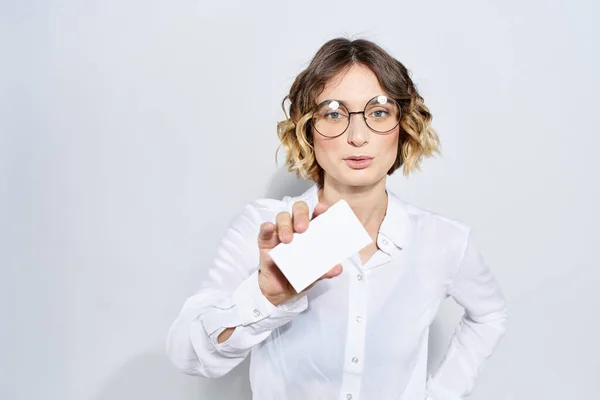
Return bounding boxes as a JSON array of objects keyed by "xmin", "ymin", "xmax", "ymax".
[
  {"xmin": 352, "ymin": 357, "xmax": 359, "ymax": 364},
  {"xmin": 381, "ymin": 238, "xmax": 388, "ymax": 245},
  {"xmin": 356, "ymin": 316, "xmax": 362, "ymax": 323},
  {"xmin": 253, "ymin": 309, "xmax": 261, "ymax": 317},
  {"xmin": 357, "ymin": 274, "xmax": 363, "ymax": 281},
  {"xmin": 346, "ymin": 394, "xmax": 353, "ymax": 400}
]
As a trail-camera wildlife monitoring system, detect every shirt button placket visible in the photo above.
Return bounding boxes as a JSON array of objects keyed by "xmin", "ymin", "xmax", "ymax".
[{"xmin": 340, "ymin": 257, "xmax": 366, "ymax": 400}]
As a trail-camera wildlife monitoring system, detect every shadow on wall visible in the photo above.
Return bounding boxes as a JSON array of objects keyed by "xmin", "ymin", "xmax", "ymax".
[
  {"xmin": 95, "ymin": 350, "xmax": 252, "ymax": 400},
  {"xmin": 264, "ymin": 166, "xmax": 314, "ymax": 199}
]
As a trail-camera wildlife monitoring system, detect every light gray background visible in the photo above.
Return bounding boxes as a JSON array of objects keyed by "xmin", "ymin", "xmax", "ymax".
[{"xmin": 1, "ymin": 0, "xmax": 598, "ymax": 399}]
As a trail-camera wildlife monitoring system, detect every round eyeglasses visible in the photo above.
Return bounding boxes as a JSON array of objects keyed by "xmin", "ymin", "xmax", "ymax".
[{"xmin": 310, "ymin": 95, "xmax": 401, "ymax": 138}]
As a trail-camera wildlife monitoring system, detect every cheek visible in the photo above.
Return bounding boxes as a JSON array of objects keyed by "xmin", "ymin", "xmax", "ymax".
[
  {"xmin": 314, "ymin": 137, "xmax": 343, "ymax": 163},
  {"xmin": 380, "ymin": 132, "xmax": 400, "ymax": 161}
]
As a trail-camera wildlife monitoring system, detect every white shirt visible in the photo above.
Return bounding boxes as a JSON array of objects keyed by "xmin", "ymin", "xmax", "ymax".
[{"xmin": 166, "ymin": 183, "xmax": 508, "ymax": 400}]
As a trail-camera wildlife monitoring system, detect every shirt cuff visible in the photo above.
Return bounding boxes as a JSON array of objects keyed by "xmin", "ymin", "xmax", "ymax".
[
  {"xmin": 200, "ymin": 269, "xmax": 308, "ymax": 347},
  {"xmin": 235, "ymin": 269, "xmax": 308, "ymax": 326}
]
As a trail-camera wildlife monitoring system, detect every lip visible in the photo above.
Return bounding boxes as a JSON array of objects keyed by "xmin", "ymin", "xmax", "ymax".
[{"xmin": 343, "ymin": 156, "xmax": 373, "ymax": 169}]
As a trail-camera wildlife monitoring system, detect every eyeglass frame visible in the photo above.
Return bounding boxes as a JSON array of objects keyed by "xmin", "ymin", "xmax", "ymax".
[{"xmin": 308, "ymin": 94, "xmax": 404, "ymax": 138}]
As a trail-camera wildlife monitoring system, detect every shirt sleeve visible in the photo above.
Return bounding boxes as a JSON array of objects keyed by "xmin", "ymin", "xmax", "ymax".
[
  {"xmin": 425, "ymin": 228, "xmax": 508, "ymax": 400},
  {"xmin": 165, "ymin": 201, "xmax": 308, "ymax": 378}
]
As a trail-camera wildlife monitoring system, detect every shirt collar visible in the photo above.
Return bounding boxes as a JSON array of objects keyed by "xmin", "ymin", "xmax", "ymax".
[
  {"xmin": 302, "ymin": 182, "xmax": 412, "ymax": 250},
  {"xmin": 380, "ymin": 182, "xmax": 412, "ymax": 250}
]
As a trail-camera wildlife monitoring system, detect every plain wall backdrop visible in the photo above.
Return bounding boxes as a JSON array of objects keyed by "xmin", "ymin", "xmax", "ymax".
[{"xmin": 1, "ymin": 0, "xmax": 599, "ymax": 399}]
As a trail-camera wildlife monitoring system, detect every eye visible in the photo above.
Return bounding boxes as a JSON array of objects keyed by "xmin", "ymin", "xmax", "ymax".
[
  {"xmin": 370, "ymin": 109, "xmax": 389, "ymax": 118},
  {"xmin": 325, "ymin": 111, "xmax": 343, "ymax": 119}
]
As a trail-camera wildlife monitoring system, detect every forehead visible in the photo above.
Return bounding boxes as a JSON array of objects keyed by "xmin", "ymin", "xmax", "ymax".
[{"xmin": 315, "ymin": 64, "xmax": 386, "ymax": 107}]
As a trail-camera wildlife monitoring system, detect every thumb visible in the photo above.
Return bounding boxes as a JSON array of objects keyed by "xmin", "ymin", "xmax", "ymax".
[{"xmin": 311, "ymin": 203, "xmax": 330, "ymax": 220}]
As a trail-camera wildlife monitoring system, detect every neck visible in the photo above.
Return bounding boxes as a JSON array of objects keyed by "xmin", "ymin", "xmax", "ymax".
[{"xmin": 317, "ymin": 177, "xmax": 388, "ymax": 235}]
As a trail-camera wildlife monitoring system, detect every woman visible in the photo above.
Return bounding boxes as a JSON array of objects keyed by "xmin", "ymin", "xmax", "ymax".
[{"xmin": 166, "ymin": 38, "xmax": 508, "ymax": 400}]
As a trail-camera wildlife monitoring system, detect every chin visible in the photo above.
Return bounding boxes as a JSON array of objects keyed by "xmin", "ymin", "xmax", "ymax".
[{"xmin": 336, "ymin": 169, "xmax": 383, "ymax": 187}]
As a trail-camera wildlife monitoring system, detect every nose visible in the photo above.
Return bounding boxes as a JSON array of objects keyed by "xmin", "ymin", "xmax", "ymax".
[{"xmin": 346, "ymin": 112, "xmax": 369, "ymax": 147}]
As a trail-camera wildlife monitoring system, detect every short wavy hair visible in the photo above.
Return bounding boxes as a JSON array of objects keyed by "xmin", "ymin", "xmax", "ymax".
[{"xmin": 276, "ymin": 38, "xmax": 441, "ymax": 188}]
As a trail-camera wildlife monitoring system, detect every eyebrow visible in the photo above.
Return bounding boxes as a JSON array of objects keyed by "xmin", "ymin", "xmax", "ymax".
[
  {"xmin": 320, "ymin": 95, "xmax": 390, "ymax": 108},
  {"xmin": 317, "ymin": 99, "xmax": 356, "ymax": 109}
]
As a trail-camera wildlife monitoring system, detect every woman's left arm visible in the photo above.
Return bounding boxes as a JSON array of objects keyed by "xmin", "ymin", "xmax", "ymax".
[{"xmin": 425, "ymin": 228, "xmax": 509, "ymax": 400}]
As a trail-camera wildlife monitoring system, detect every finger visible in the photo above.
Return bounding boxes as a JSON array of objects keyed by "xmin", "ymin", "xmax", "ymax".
[
  {"xmin": 292, "ymin": 201, "xmax": 309, "ymax": 233},
  {"xmin": 257, "ymin": 222, "xmax": 278, "ymax": 250},
  {"xmin": 311, "ymin": 202, "xmax": 330, "ymax": 220},
  {"xmin": 276, "ymin": 211, "xmax": 293, "ymax": 243},
  {"xmin": 320, "ymin": 264, "xmax": 343, "ymax": 279}
]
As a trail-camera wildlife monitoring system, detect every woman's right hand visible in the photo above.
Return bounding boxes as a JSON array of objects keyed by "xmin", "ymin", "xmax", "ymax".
[
  {"xmin": 218, "ymin": 200, "xmax": 343, "ymax": 344},
  {"xmin": 257, "ymin": 200, "xmax": 343, "ymax": 306}
]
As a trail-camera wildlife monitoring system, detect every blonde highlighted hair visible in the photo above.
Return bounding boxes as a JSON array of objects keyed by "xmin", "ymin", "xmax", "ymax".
[{"xmin": 276, "ymin": 38, "xmax": 441, "ymax": 188}]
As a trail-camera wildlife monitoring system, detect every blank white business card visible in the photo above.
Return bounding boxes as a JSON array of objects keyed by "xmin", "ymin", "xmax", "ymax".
[{"xmin": 268, "ymin": 199, "xmax": 372, "ymax": 293}]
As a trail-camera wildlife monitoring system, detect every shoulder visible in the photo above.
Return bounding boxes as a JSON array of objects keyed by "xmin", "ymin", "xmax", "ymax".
[
  {"xmin": 388, "ymin": 189, "xmax": 471, "ymax": 258},
  {"xmin": 390, "ymin": 189, "xmax": 470, "ymax": 231}
]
